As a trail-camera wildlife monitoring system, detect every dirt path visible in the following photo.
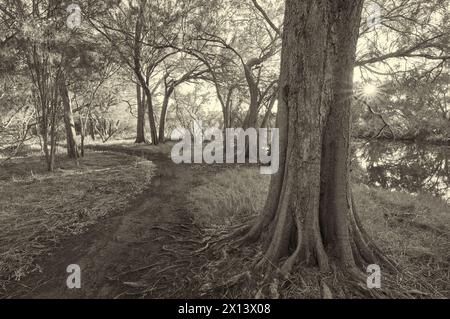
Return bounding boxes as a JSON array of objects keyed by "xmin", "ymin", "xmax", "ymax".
[{"xmin": 7, "ymin": 146, "xmax": 209, "ymax": 298}]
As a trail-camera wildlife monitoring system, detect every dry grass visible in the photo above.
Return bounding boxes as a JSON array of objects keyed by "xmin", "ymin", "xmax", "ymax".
[
  {"xmin": 86, "ymin": 139, "xmax": 175, "ymax": 156},
  {"xmin": 189, "ymin": 167, "xmax": 450, "ymax": 298},
  {"xmin": 0, "ymin": 151, "xmax": 155, "ymax": 286},
  {"xmin": 189, "ymin": 168, "xmax": 270, "ymax": 227},
  {"xmin": 354, "ymin": 185, "xmax": 450, "ymax": 297}
]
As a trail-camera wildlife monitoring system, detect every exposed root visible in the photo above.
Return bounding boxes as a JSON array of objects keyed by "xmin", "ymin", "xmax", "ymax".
[
  {"xmin": 193, "ymin": 194, "xmax": 447, "ymax": 298},
  {"xmin": 320, "ymin": 280, "xmax": 333, "ymax": 299}
]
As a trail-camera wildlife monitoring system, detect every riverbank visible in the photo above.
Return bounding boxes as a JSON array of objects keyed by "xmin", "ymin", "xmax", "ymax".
[
  {"xmin": 189, "ymin": 167, "xmax": 450, "ymax": 298},
  {"xmin": 1, "ymin": 141, "xmax": 448, "ymax": 298},
  {"xmin": 353, "ymin": 135, "xmax": 450, "ymax": 146}
]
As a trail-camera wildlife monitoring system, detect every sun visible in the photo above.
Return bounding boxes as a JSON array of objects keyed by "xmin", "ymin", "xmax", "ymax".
[
  {"xmin": 363, "ymin": 83, "xmax": 378, "ymax": 97},
  {"xmin": 354, "ymin": 82, "xmax": 385, "ymax": 104}
]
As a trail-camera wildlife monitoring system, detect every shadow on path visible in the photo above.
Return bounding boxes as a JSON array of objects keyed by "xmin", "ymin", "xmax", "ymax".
[{"xmin": 6, "ymin": 144, "xmax": 209, "ymax": 298}]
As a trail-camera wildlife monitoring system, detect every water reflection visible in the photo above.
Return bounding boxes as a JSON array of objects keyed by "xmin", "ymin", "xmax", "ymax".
[{"xmin": 353, "ymin": 140, "xmax": 450, "ymax": 201}]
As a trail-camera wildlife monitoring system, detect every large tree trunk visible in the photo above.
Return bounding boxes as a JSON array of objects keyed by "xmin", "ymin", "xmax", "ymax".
[
  {"xmin": 135, "ymin": 82, "xmax": 146, "ymax": 143},
  {"xmin": 245, "ymin": 0, "xmax": 381, "ymax": 275},
  {"xmin": 59, "ymin": 74, "xmax": 79, "ymax": 159}
]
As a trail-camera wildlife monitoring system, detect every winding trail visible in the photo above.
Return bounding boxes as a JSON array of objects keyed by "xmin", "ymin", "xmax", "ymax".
[{"xmin": 7, "ymin": 145, "xmax": 209, "ymax": 298}]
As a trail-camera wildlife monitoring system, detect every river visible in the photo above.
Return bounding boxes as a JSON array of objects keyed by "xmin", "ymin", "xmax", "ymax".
[{"xmin": 353, "ymin": 140, "xmax": 450, "ymax": 202}]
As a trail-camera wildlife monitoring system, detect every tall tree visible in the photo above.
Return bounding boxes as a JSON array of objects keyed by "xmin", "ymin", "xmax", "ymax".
[
  {"xmin": 87, "ymin": 0, "xmax": 187, "ymax": 145},
  {"xmin": 20, "ymin": 0, "xmax": 64, "ymax": 171},
  {"xmin": 59, "ymin": 71, "xmax": 79, "ymax": 159},
  {"xmin": 180, "ymin": 0, "xmax": 282, "ymax": 129},
  {"xmin": 244, "ymin": 0, "xmax": 389, "ymax": 277},
  {"xmin": 158, "ymin": 58, "xmax": 207, "ymax": 142},
  {"xmin": 135, "ymin": 82, "xmax": 145, "ymax": 143}
]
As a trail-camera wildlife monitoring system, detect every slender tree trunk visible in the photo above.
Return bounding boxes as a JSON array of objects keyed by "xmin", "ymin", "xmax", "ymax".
[
  {"xmin": 59, "ymin": 74, "xmax": 79, "ymax": 159},
  {"xmin": 80, "ymin": 134, "xmax": 85, "ymax": 157},
  {"xmin": 142, "ymin": 84, "xmax": 146, "ymax": 113},
  {"xmin": 48, "ymin": 92, "xmax": 58, "ymax": 171},
  {"xmin": 29, "ymin": 45, "xmax": 57, "ymax": 171},
  {"xmin": 245, "ymin": 0, "xmax": 382, "ymax": 275},
  {"xmin": 135, "ymin": 83, "xmax": 146, "ymax": 143},
  {"xmin": 223, "ymin": 86, "xmax": 236, "ymax": 128},
  {"xmin": 159, "ymin": 85, "xmax": 174, "ymax": 143},
  {"xmin": 132, "ymin": 0, "xmax": 158, "ymax": 145},
  {"xmin": 243, "ymin": 73, "xmax": 259, "ymax": 130},
  {"xmin": 79, "ymin": 119, "xmax": 85, "ymax": 157},
  {"xmin": 89, "ymin": 117, "xmax": 95, "ymax": 140},
  {"xmin": 143, "ymin": 84, "xmax": 158, "ymax": 145},
  {"xmin": 42, "ymin": 123, "xmax": 51, "ymax": 170},
  {"xmin": 132, "ymin": 72, "xmax": 158, "ymax": 144},
  {"xmin": 132, "ymin": 62, "xmax": 158, "ymax": 145},
  {"xmin": 223, "ymin": 109, "xmax": 229, "ymax": 129},
  {"xmin": 260, "ymin": 93, "xmax": 277, "ymax": 128}
]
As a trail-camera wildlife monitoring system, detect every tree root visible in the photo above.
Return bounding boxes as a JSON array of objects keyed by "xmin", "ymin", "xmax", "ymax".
[{"xmin": 195, "ymin": 184, "xmax": 449, "ymax": 298}]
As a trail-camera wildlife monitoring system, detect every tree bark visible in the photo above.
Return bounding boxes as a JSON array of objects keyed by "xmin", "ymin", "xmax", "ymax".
[
  {"xmin": 143, "ymin": 83, "xmax": 159, "ymax": 144},
  {"xmin": 245, "ymin": 0, "xmax": 381, "ymax": 274},
  {"xmin": 243, "ymin": 63, "xmax": 260, "ymax": 130},
  {"xmin": 224, "ymin": 85, "xmax": 238, "ymax": 128},
  {"xmin": 159, "ymin": 85, "xmax": 174, "ymax": 143},
  {"xmin": 88, "ymin": 117, "xmax": 96, "ymax": 141},
  {"xmin": 59, "ymin": 73, "xmax": 79, "ymax": 159},
  {"xmin": 48, "ymin": 86, "xmax": 58, "ymax": 171},
  {"xmin": 260, "ymin": 92, "xmax": 277, "ymax": 128},
  {"xmin": 132, "ymin": 0, "xmax": 158, "ymax": 145},
  {"xmin": 135, "ymin": 82, "xmax": 146, "ymax": 143}
]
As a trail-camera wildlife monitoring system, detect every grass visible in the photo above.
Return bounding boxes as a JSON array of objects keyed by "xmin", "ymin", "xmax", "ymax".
[
  {"xmin": 188, "ymin": 167, "xmax": 450, "ymax": 298},
  {"xmin": 85, "ymin": 138, "xmax": 176, "ymax": 155},
  {"xmin": 0, "ymin": 151, "xmax": 155, "ymax": 287},
  {"xmin": 1, "ymin": 138, "xmax": 447, "ymax": 298},
  {"xmin": 354, "ymin": 185, "xmax": 450, "ymax": 297},
  {"xmin": 189, "ymin": 168, "xmax": 270, "ymax": 227}
]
